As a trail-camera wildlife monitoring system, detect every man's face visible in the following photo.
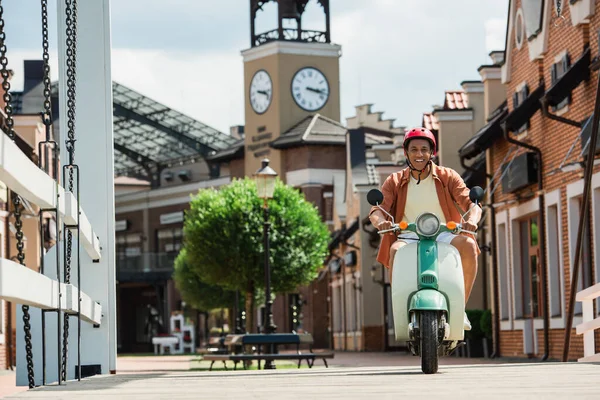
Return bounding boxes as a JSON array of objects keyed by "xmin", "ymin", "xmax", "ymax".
[{"xmin": 405, "ymin": 138, "xmax": 432, "ymax": 170}]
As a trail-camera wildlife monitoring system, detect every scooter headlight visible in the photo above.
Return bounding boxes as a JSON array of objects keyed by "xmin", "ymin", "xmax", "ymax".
[{"xmin": 416, "ymin": 212, "xmax": 440, "ymax": 236}]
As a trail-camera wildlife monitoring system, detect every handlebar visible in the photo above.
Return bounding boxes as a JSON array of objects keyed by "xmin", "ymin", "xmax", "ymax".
[{"xmin": 376, "ymin": 223, "xmax": 477, "ymax": 236}]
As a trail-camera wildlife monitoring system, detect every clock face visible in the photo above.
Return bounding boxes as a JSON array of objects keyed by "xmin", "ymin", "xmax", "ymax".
[
  {"xmin": 291, "ymin": 67, "xmax": 329, "ymax": 112},
  {"xmin": 249, "ymin": 69, "xmax": 272, "ymax": 114}
]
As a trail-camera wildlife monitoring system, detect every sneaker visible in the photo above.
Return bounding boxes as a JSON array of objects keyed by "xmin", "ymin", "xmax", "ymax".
[{"xmin": 464, "ymin": 312, "xmax": 472, "ymax": 331}]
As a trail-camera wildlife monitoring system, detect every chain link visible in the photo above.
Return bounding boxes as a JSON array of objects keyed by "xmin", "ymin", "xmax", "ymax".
[
  {"xmin": 0, "ymin": 1, "xmax": 36, "ymax": 388},
  {"xmin": 41, "ymin": 0, "xmax": 52, "ymax": 128},
  {"xmin": 554, "ymin": 0, "xmax": 566, "ymax": 26},
  {"xmin": 62, "ymin": 0, "xmax": 78, "ymax": 382},
  {"xmin": 0, "ymin": 4, "xmax": 15, "ymax": 140}
]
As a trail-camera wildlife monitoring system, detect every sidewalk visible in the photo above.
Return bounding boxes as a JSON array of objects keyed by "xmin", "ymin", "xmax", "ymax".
[{"xmin": 0, "ymin": 351, "xmax": 525, "ymax": 398}]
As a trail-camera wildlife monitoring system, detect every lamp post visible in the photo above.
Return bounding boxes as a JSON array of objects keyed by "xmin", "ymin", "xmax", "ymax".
[
  {"xmin": 254, "ymin": 158, "xmax": 278, "ymax": 369},
  {"xmin": 254, "ymin": 158, "xmax": 278, "ymax": 334}
]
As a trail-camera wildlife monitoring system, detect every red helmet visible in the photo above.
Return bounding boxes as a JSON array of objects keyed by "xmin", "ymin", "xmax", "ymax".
[{"xmin": 403, "ymin": 127, "xmax": 436, "ymax": 156}]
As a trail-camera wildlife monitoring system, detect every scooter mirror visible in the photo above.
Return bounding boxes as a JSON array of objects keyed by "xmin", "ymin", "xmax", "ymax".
[
  {"xmin": 469, "ymin": 186, "xmax": 484, "ymax": 203},
  {"xmin": 367, "ymin": 189, "xmax": 384, "ymax": 206}
]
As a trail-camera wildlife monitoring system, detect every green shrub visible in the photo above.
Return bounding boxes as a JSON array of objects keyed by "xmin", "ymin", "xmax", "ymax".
[
  {"xmin": 480, "ymin": 309, "xmax": 493, "ymax": 339},
  {"xmin": 465, "ymin": 309, "xmax": 485, "ymax": 340}
]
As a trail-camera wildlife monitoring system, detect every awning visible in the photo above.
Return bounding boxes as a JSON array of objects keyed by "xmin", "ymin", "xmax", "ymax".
[
  {"xmin": 459, "ymin": 102, "xmax": 508, "ymax": 160},
  {"xmin": 544, "ymin": 47, "xmax": 591, "ymax": 108},
  {"xmin": 502, "ymin": 84, "xmax": 545, "ymax": 132},
  {"xmin": 461, "ymin": 154, "xmax": 487, "ymax": 188},
  {"xmin": 341, "ymin": 217, "xmax": 359, "ymax": 241}
]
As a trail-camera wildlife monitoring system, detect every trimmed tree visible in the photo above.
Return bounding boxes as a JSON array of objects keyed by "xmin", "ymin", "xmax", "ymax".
[
  {"xmin": 173, "ymin": 248, "xmax": 237, "ymax": 312},
  {"xmin": 183, "ymin": 177, "xmax": 329, "ymax": 334}
]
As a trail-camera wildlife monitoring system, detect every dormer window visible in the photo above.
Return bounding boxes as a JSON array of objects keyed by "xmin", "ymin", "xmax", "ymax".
[
  {"xmin": 550, "ymin": 53, "xmax": 571, "ymax": 111},
  {"xmin": 513, "ymin": 84, "xmax": 530, "ymax": 134},
  {"xmin": 522, "ymin": 0, "xmax": 544, "ymax": 40}
]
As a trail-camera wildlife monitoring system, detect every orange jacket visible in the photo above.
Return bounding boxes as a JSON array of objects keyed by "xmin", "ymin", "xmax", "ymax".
[{"xmin": 369, "ymin": 162, "xmax": 479, "ymax": 268}]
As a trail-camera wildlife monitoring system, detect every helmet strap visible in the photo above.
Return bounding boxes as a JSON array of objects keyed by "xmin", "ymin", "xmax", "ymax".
[{"xmin": 406, "ymin": 158, "xmax": 432, "ymax": 185}]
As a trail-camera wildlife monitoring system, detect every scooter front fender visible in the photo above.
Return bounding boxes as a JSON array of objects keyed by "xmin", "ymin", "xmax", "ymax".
[{"xmin": 409, "ymin": 289, "xmax": 448, "ymax": 312}]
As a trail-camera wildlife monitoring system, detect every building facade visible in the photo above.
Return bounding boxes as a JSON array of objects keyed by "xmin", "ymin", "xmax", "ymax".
[{"xmin": 465, "ymin": 0, "xmax": 600, "ymax": 360}]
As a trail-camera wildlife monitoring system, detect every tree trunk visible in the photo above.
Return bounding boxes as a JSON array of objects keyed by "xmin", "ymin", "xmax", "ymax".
[
  {"xmin": 244, "ymin": 281, "xmax": 256, "ymax": 368},
  {"xmin": 227, "ymin": 307, "xmax": 234, "ymax": 333},
  {"xmin": 245, "ymin": 281, "xmax": 255, "ymax": 334}
]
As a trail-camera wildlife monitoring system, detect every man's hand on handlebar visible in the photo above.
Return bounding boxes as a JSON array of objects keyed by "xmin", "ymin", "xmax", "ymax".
[
  {"xmin": 376, "ymin": 220, "xmax": 398, "ymax": 235},
  {"xmin": 462, "ymin": 221, "xmax": 478, "ymax": 234}
]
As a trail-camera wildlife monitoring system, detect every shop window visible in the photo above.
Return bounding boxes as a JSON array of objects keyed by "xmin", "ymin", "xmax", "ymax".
[
  {"xmin": 547, "ymin": 204, "xmax": 563, "ymax": 317},
  {"xmin": 568, "ymin": 195, "xmax": 594, "ymax": 315},
  {"xmin": 497, "ymin": 223, "xmax": 510, "ymax": 320},
  {"xmin": 514, "ymin": 215, "xmax": 542, "ymax": 319}
]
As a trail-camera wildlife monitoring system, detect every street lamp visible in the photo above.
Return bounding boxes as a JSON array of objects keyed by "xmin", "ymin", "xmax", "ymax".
[
  {"xmin": 254, "ymin": 158, "xmax": 278, "ymax": 370},
  {"xmin": 254, "ymin": 158, "xmax": 278, "ymax": 336}
]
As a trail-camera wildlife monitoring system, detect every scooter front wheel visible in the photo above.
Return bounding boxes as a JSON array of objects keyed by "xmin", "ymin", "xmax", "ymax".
[{"xmin": 420, "ymin": 311, "xmax": 439, "ymax": 374}]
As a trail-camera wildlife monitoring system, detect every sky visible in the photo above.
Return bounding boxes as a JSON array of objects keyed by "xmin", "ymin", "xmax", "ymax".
[{"xmin": 3, "ymin": 0, "xmax": 509, "ymax": 134}]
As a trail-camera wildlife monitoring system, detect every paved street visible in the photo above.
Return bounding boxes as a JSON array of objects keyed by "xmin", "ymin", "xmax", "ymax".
[{"xmin": 2, "ymin": 354, "xmax": 599, "ymax": 399}]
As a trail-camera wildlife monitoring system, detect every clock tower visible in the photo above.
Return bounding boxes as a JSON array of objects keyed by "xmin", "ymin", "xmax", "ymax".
[{"xmin": 242, "ymin": 0, "xmax": 341, "ymax": 176}]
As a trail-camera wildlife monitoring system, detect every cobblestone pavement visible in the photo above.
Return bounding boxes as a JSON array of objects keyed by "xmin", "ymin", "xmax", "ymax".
[{"xmin": 2, "ymin": 352, "xmax": 599, "ymax": 399}]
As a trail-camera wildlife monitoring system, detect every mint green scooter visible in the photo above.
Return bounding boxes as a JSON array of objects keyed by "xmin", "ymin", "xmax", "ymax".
[{"xmin": 367, "ymin": 186, "xmax": 483, "ymax": 374}]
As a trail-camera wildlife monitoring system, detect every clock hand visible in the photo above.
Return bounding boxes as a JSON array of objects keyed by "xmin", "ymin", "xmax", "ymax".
[
  {"xmin": 306, "ymin": 87, "xmax": 327, "ymax": 95},
  {"xmin": 257, "ymin": 90, "xmax": 269, "ymax": 96}
]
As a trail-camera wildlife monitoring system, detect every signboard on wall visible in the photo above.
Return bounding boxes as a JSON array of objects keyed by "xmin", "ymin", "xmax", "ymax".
[{"xmin": 160, "ymin": 211, "xmax": 184, "ymax": 225}]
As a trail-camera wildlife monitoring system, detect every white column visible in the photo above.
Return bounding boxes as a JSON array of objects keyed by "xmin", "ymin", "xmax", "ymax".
[
  {"xmin": 16, "ymin": 0, "xmax": 116, "ymax": 386},
  {"xmin": 59, "ymin": 0, "xmax": 117, "ymax": 377}
]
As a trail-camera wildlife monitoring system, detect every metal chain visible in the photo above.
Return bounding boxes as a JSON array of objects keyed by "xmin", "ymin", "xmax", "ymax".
[
  {"xmin": 0, "ymin": 3, "xmax": 15, "ymax": 140},
  {"xmin": 554, "ymin": 0, "xmax": 566, "ymax": 27},
  {"xmin": 0, "ymin": 1, "xmax": 36, "ymax": 388},
  {"xmin": 62, "ymin": 0, "xmax": 78, "ymax": 382},
  {"xmin": 41, "ymin": 0, "xmax": 52, "ymax": 128},
  {"xmin": 14, "ymin": 194, "xmax": 35, "ymax": 388}
]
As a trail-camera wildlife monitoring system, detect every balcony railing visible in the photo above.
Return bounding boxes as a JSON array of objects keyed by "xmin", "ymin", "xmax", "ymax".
[{"xmin": 116, "ymin": 252, "xmax": 177, "ymax": 282}]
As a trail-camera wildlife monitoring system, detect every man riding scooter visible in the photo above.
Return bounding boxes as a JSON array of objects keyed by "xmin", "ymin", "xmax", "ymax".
[{"xmin": 368, "ymin": 127, "xmax": 482, "ymax": 330}]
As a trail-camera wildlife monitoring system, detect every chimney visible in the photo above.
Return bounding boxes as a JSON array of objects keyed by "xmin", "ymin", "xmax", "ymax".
[{"xmin": 23, "ymin": 60, "xmax": 44, "ymax": 94}]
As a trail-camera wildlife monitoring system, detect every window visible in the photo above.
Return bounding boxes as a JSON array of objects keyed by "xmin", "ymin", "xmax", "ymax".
[
  {"xmin": 515, "ymin": 9, "xmax": 525, "ymax": 49},
  {"xmin": 522, "ymin": 0, "xmax": 544, "ymax": 39},
  {"xmin": 547, "ymin": 204, "xmax": 563, "ymax": 317},
  {"xmin": 515, "ymin": 215, "xmax": 542, "ymax": 319},
  {"xmin": 551, "ymin": 53, "xmax": 571, "ymax": 111},
  {"xmin": 513, "ymin": 84, "xmax": 531, "ymax": 134},
  {"xmin": 0, "ymin": 300, "xmax": 4, "ymax": 343},
  {"xmin": 332, "ymin": 284, "xmax": 342, "ymax": 333},
  {"xmin": 116, "ymin": 233, "xmax": 142, "ymax": 258},
  {"xmin": 497, "ymin": 223, "xmax": 510, "ymax": 320},
  {"xmin": 568, "ymin": 195, "xmax": 594, "ymax": 315},
  {"xmin": 156, "ymin": 228, "xmax": 182, "ymax": 253},
  {"xmin": 323, "ymin": 190, "xmax": 334, "ymax": 226}
]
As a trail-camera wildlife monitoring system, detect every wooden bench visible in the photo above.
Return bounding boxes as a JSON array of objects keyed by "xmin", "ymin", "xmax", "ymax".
[
  {"xmin": 202, "ymin": 333, "xmax": 334, "ymax": 370},
  {"xmin": 203, "ymin": 351, "xmax": 334, "ymax": 370}
]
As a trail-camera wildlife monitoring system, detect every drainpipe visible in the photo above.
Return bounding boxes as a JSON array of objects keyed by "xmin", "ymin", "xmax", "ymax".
[
  {"xmin": 562, "ymin": 69, "xmax": 600, "ymax": 361},
  {"xmin": 501, "ymin": 117, "xmax": 550, "ymax": 361},
  {"xmin": 461, "ymin": 154, "xmax": 500, "ymax": 357},
  {"xmin": 540, "ymin": 99, "xmax": 582, "ymax": 128},
  {"xmin": 488, "ymin": 194, "xmax": 501, "ymax": 358}
]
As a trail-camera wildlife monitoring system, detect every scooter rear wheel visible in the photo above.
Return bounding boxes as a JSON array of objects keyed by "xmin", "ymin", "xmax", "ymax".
[{"xmin": 420, "ymin": 311, "xmax": 439, "ymax": 374}]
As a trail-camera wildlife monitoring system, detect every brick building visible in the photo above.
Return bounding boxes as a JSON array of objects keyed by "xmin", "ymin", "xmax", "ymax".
[{"xmin": 466, "ymin": 0, "xmax": 600, "ymax": 360}]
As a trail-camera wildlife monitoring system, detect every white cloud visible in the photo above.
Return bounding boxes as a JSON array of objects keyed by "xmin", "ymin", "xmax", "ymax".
[
  {"xmin": 485, "ymin": 18, "xmax": 507, "ymax": 54},
  {"xmin": 5, "ymin": 0, "xmax": 509, "ymax": 135},
  {"xmin": 111, "ymin": 48, "xmax": 245, "ymax": 133}
]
